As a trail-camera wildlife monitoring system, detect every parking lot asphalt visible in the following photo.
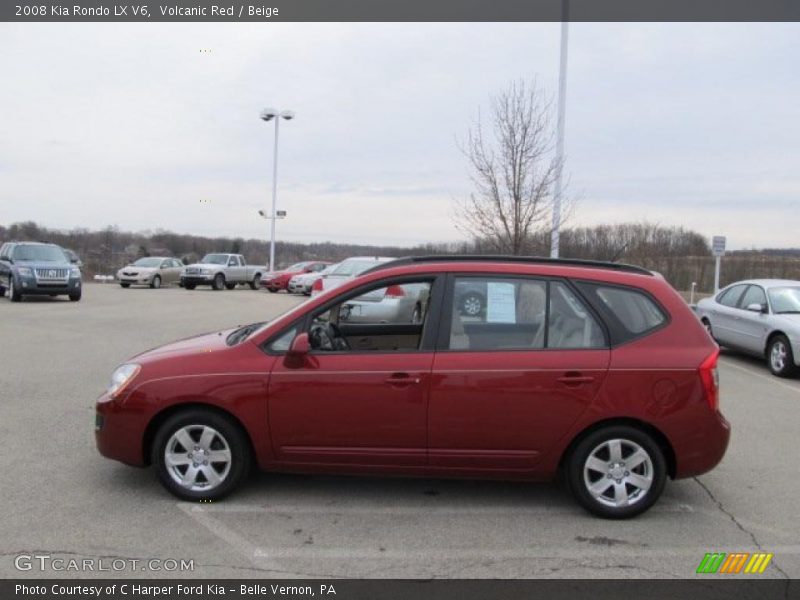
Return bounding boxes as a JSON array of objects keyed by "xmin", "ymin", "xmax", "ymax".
[{"xmin": 1, "ymin": 284, "xmax": 799, "ymax": 580}]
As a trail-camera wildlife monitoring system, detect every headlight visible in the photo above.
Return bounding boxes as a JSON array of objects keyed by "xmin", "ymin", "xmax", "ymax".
[
  {"xmin": 17, "ymin": 267, "xmax": 33, "ymax": 277},
  {"xmin": 104, "ymin": 363, "xmax": 141, "ymax": 399},
  {"xmin": 70, "ymin": 267, "xmax": 81, "ymax": 277},
  {"xmin": 201, "ymin": 268, "xmax": 211, "ymax": 275}
]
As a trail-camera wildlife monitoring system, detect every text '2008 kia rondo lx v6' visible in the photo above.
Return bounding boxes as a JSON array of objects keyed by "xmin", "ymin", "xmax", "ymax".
[{"xmin": 96, "ymin": 256, "xmax": 730, "ymax": 518}]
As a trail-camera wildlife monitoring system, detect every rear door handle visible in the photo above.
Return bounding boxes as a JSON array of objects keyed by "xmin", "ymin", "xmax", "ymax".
[
  {"xmin": 384, "ymin": 373, "xmax": 421, "ymax": 386},
  {"xmin": 558, "ymin": 373, "xmax": 595, "ymax": 385}
]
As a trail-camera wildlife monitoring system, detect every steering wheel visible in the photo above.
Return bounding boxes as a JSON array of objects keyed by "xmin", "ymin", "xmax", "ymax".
[{"xmin": 309, "ymin": 322, "xmax": 350, "ymax": 351}]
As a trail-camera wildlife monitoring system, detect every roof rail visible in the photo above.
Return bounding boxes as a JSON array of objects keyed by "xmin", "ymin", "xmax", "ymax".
[{"xmin": 360, "ymin": 255, "xmax": 653, "ymax": 276}]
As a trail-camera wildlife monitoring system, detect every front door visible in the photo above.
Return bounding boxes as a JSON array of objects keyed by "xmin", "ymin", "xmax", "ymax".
[
  {"xmin": 267, "ymin": 276, "xmax": 440, "ymax": 466},
  {"xmin": 429, "ymin": 276, "xmax": 610, "ymax": 470}
]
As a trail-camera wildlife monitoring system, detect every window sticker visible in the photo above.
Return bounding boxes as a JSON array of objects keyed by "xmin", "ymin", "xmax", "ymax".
[{"xmin": 486, "ymin": 282, "xmax": 517, "ymax": 323}]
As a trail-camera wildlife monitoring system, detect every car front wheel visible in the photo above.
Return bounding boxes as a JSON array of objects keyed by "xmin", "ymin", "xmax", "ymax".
[
  {"xmin": 212, "ymin": 274, "xmax": 225, "ymax": 291},
  {"xmin": 566, "ymin": 425, "xmax": 666, "ymax": 519},
  {"xmin": 9, "ymin": 277, "xmax": 22, "ymax": 302},
  {"xmin": 249, "ymin": 274, "xmax": 261, "ymax": 290},
  {"xmin": 768, "ymin": 334, "xmax": 798, "ymax": 378},
  {"xmin": 150, "ymin": 275, "xmax": 161, "ymax": 289},
  {"xmin": 152, "ymin": 409, "xmax": 251, "ymax": 501}
]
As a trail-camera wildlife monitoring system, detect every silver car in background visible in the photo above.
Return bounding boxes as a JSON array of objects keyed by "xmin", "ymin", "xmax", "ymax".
[
  {"xmin": 311, "ymin": 256, "xmax": 395, "ymax": 296},
  {"xmin": 117, "ymin": 257, "xmax": 184, "ymax": 289},
  {"xmin": 695, "ymin": 279, "xmax": 800, "ymax": 377},
  {"xmin": 288, "ymin": 263, "xmax": 339, "ymax": 295},
  {"xmin": 340, "ymin": 282, "xmax": 430, "ymax": 324}
]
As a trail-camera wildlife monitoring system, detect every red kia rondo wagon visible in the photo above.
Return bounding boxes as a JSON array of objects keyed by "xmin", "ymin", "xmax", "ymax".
[{"xmin": 96, "ymin": 256, "xmax": 730, "ymax": 518}]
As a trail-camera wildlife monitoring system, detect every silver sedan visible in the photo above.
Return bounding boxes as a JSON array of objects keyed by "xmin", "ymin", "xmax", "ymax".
[{"xmin": 695, "ymin": 279, "xmax": 800, "ymax": 377}]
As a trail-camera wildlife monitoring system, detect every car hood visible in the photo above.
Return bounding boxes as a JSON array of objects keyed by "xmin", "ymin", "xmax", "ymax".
[
  {"xmin": 130, "ymin": 329, "xmax": 233, "ymax": 362},
  {"xmin": 120, "ymin": 265, "xmax": 157, "ymax": 273},
  {"xmin": 14, "ymin": 260, "xmax": 72, "ymax": 270}
]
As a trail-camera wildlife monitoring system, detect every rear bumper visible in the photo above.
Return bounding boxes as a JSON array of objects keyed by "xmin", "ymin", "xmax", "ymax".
[{"xmin": 673, "ymin": 410, "xmax": 731, "ymax": 479}]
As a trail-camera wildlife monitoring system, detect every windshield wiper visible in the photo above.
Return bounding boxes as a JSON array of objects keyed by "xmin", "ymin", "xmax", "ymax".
[{"xmin": 226, "ymin": 322, "xmax": 266, "ymax": 346}]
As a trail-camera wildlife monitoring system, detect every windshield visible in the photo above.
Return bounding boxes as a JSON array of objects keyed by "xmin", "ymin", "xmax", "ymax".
[
  {"xmin": 132, "ymin": 257, "xmax": 163, "ymax": 268},
  {"xmin": 200, "ymin": 254, "xmax": 229, "ymax": 265},
  {"xmin": 331, "ymin": 260, "xmax": 380, "ymax": 277},
  {"xmin": 12, "ymin": 245, "xmax": 67, "ymax": 262},
  {"xmin": 287, "ymin": 262, "xmax": 310, "ymax": 271},
  {"xmin": 769, "ymin": 287, "xmax": 800, "ymax": 314}
]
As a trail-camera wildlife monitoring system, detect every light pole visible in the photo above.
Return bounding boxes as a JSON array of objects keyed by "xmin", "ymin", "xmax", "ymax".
[
  {"xmin": 550, "ymin": 0, "xmax": 569, "ymax": 258},
  {"xmin": 260, "ymin": 107, "xmax": 295, "ymax": 272}
]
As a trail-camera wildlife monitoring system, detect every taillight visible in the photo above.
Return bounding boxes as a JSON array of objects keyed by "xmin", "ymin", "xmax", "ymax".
[
  {"xmin": 385, "ymin": 285, "xmax": 406, "ymax": 298},
  {"xmin": 311, "ymin": 278, "xmax": 323, "ymax": 294},
  {"xmin": 699, "ymin": 348, "xmax": 720, "ymax": 411}
]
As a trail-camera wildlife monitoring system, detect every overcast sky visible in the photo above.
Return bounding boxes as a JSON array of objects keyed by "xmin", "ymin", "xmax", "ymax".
[{"xmin": 0, "ymin": 23, "xmax": 798, "ymax": 250}]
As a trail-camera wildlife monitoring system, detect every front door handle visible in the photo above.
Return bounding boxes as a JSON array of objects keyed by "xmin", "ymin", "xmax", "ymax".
[
  {"xmin": 384, "ymin": 373, "xmax": 421, "ymax": 387},
  {"xmin": 558, "ymin": 372, "xmax": 595, "ymax": 385}
]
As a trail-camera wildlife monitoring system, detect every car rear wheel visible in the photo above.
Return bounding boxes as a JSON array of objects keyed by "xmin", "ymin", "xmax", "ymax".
[
  {"xmin": 267, "ymin": 288, "xmax": 277, "ymax": 293},
  {"xmin": 120, "ymin": 283, "xmax": 130, "ymax": 288},
  {"xmin": 9, "ymin": 277, "xmax": 22, "ymax": 302},
  {"xmin": 249, "ymin": 274, "xmax": 261, "ymax": 290},
  {"xmin": 566, "ymin": 425, "xmax": 666, "ymax": 519},
  {"xmin": 184, "ymin": 283, "xmax": 196, "ymax": 290},
  {"xmin": 768, "ymin": 335, "xmax": 798, "ymax": 378},
  {"xmin": 225, "ymin": 282, "xmax": 236, "ymax": 290},
  {"xmin": 152, "ymin": 409, "xmax": 251, "ymax": 501},
  {"xmin": 212, "ymin": 274, "xmax": 225, "ymax": 291},
  {"xmin": 150, "ymin": 275, "xmax": 161, "ymax": 289}
]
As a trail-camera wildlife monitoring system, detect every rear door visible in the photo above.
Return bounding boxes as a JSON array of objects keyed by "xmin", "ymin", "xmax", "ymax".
[
  {"xmin": 428, "ymin": 276, "xmax": 610, "ymax": 470},
  {"xmin": 730, "ymin": 284, "xmax": 770, "ymax": 353},
  {"xmin": 710, "ymin": 284, "xmax": 749, "ymax": 346}
]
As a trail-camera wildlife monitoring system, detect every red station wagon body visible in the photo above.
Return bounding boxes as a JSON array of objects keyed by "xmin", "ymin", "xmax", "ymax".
[{"xmin": 97, "ymin": 259, "xmax": 730, "ymax": 489}]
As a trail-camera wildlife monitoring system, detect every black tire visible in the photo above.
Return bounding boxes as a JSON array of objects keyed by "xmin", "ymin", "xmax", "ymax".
[
  {"xmin": 267, "ymin": 288, "xmax": 277, "ymax": 293},
  {"xmin": 701, "ymin": 318, "xmax": 714, "ymax": 340},
  {"xmin": 152, "ymin": 408, "xmax": 252, "ymax": 501},
  {"xmin": 249, "ymin": 274, "xmax": 261, "ymax": 290},
  {"xmin": 150, "ymin": 275, "xmax": 161, "ymax": 289},
  {"xmin": 212, "ymin": 273, "xmax": 225, "ymax": 291},
  {"xmin": 120, "ymin": 283, "xmax": 130, "ymax": 288},
  {"xmin": 459, "ymin": 292, "xmax": 484, "ymax": 317},
  {"xmin": 767, "ymin": 334, "xmax": 798, "ymax": 378},
  {"xmin": 9, "ymin": 277, "xmax": 22, "ymax": 302},
  {"xmin": 225, "ymin": 283, "xmax": 236, "ymax": 290},
  {"xmin": 184, "ymin": 283, "xmax": 196, "ymax": 290},
  {"xmin": 565, "ymin": 425, "xmax": 666, "ymax": 519},
  {"xmin": 68, "ymin": 289, "xmax": 82, "ymax": 302}
]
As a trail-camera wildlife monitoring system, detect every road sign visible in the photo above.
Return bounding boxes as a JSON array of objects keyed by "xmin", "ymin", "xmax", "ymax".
[{"xmin": 712, "ymin": 236, "xmax": 726, "ymax": 257}]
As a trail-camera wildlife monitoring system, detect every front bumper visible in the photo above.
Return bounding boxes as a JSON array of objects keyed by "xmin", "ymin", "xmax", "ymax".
[
  {"xmin": 181, "ymin": 275, "xmax": 214, "ymax": 285},
  {"xmin": 17, "ymin": 276, "xmax": 81, "ymax": 295},
  {"xmin": 119, "ymin": 276, "xmax": 153, "ymax": 285},
  {"xmin": 95, "ymin": 394, "xmax": 147, "ymax": 467}
]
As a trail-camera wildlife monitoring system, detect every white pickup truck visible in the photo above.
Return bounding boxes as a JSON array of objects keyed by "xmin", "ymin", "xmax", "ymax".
[{"xmin": 180, "ymin": 253, "xmax": 265, "ymax": 291}]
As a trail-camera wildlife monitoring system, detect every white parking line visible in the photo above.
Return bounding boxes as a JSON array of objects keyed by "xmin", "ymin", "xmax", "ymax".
[{"xmin": 720, "ymin": 358, "xmax": 800, "ymax": 395}]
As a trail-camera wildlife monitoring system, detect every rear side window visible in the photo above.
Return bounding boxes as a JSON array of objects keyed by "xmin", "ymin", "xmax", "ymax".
[
  {"xmin": 576, "ymin": 282, "xmax": 667, "ymax": 342},
  {"xmin": 717, "ymin": 284, "xmax": 747, "ymax": 307}
]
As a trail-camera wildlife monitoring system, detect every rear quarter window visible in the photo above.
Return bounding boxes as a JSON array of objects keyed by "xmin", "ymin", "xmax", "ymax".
[{"xmin": 575, "ymin": 282, "xmax": 668, "ymax": 344}]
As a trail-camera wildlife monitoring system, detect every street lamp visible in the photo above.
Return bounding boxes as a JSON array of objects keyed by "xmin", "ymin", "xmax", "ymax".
[
  {"xmin": 550, "ymin": 0, "xmax": 569, "ymax": 258},
  {"xmin": 260, "ymin": 107, "xmax": 295, "ymax": 272}
]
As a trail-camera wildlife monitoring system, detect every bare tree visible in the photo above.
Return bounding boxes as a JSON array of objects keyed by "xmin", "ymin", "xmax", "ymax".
[{"xmin": 456, "ymin": 79, "xmax": 567, "ymax": 255}]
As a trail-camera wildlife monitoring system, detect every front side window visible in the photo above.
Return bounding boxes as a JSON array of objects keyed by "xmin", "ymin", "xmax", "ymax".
[
  {"xmin": 448, "ymin": 278, "xmax": 604, "ymax": 351},
  {"xmin": 309, "ymin": 279, "xmax": 433, "ymax": 352},
  {"xmin": 738, "ymin": 285, "xmax": 767, "ymax": 310}
]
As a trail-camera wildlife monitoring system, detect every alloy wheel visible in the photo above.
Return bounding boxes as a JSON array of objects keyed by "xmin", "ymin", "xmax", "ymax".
[
  {"xmin": 164, "ymin": 425, "xmax": 232, "ymax": 492},
  {"xmin": 771, "ymin": 340, "xmax": 787, "ymax": 372},
  {"xmin": 583, "ymin": 438, "xmax": 653, "ymax": 508}
]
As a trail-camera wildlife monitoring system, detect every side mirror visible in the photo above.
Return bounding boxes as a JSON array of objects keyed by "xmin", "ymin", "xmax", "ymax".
[
  {"xmin": 288, "ymin": 332, "xmax": 310, "ymax": 355},
  {"xmin": 284, "ymin": 332, "xmax": 310, "ymax": 367},
  {"xmin": 746, "ymin": 303, "xmax": 767, "ymax": 314},
  {"xmin": 69, "ymin": 258, "xmax": 78, "ymax": 264}
]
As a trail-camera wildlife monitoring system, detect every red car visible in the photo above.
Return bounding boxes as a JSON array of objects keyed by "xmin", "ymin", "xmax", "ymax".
[
  {"xmin": 260, "ymin": 261, "xmax": 331, "ymax": 292},
  {"xmin": 95, "ymin": 256, "xmax": 729, "ymax": 518}
]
